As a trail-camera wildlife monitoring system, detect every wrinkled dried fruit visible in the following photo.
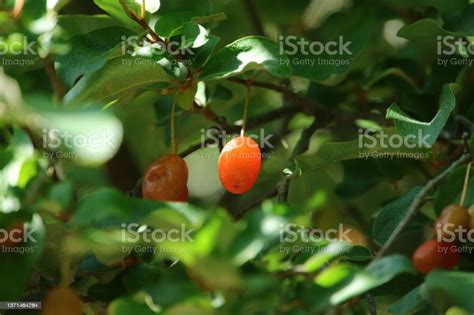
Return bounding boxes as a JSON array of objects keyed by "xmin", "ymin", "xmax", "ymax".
[{"xmin": 142, "ymin": 154, "xmax": 188, "ymax": 201}]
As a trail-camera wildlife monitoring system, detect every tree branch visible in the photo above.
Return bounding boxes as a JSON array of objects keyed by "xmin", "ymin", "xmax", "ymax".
[
  {"xmin": 240, "ymin": 0, "xmax": 265, "ymax": 36},
  {"xmin": 118, "ymin": 0, "xmax": 166, "ymax": 46},
  {"xmin": 227, "ymin": 77, "xmax": 324, "ymax": 116},
  {"xmin": 372, "ymin": 153, "xmax": 472, "ymax": 261},
  {"xmin": 44, "ymin": 59, "xmax": 66, "ymax": 100},
  {"xmin": 277, "ymin": 118, "xmax": 321, "ymax": 202}
]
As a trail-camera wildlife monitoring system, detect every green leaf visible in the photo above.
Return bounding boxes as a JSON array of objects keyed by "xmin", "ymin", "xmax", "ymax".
[
  {"xmin": 200, "ymin": 36, "xmax": 291, "ymax": 80},
  {"xmin": 177, "ymin": 22, "xmax": 209, "ymax": 49},
  {"xmin": 64, "ymin": 57, "xmax": 173, "ymax": 105},
  {"xmin": 289, "ymin": 8, "xmax": 380, "ymax": 83},
  {"xmin": 316, "ymin": 255, "xmax": 416, "ymax": 305},
  {"xmin": 0, "ymin": 215, "xmax": 45, "ymax": 300},
  {"xmin": 188, "ymin": 34, "xmax": 220, "ymax": 69},
  {"xmin": 297, "ymin": 129, "xmax": 430, "ymax": 170},
  {"xmin": 57, "ymin": 15, "xmax": 120, "ymax": 38},
  {"xmin": 372, "ymin": 187, "xmax": 423, "ymax": 246},
  {"xmin": 93, "ymin": 0, "xmax": 142, "ymax": 33},
  {"xmin": 301, "ymin": 242, "xmax": 355, "ymax": 272},
  {"xmin": 176, "ymin": 83, "xmax": 197, "ymax": 111},
  {"xmin": 230, "ymin": 208, "xmax": 287, "ymax": 266},
  {"xmin": 155, "ymin": 12, "xmax": 194, "ymax": 38},
  {"xmin": 108, "ymin": 294, "xmax": 157, "ymax": 315},
  {"xmin": 443, "ymin": 4, "xmax": 474, "ymax": 35},
  {"xmin": 56, "ymin": 26, "xmax": 134, "ymax": 88},
  {"xmin": 433, "ymin": 166, "xmax": 474, "ymax": 214},
  {"xmin": 388, "ymin": 286, "xmax": 427, "ymax": 315},
  {"xmin": 423, "ymin": 270, "xmax": 474, "ymax": 312},
  {"xmin": 386, "ymin": 84, "xmax": 456, "ymax": 147}
]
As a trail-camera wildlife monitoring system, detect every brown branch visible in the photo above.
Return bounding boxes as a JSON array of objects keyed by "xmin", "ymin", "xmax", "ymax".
[
  {"xmin": 118, "ymin": 0, "xmax": 166, "ymax": 46},
  {"xmin": 240, "ymin": 0, "xmax": 265, "ymax": 36},
  {"xmin": 277, "ymin": 118, "xmax": 321, "ymax": 202},
  {"xmin": 11, "ymin": 0, "xmax": 24, "ymax": 20},
  {"xmin": 192, "ymin": 102, "xmax": 303, "ymax": 134},
  {"xmin": 44, "ymin": 59, "xmax": 66, "ymax": 100},
  {"xmin": 227, "ymin": 77, "xmax": 323, "ymax": 116}
]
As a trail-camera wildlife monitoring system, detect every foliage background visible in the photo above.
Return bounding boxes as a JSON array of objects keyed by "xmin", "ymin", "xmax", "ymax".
[{"xmin": 1, "ymin": 0, "xmax": 474, "ymax": 314}]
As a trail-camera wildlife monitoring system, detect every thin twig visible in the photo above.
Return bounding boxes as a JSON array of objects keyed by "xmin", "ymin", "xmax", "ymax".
[
  {"xmin": 170, "ymin": 94, "xmax": 177, "ymax": 154},
  {"xmin": 227, "ymin": 77, "xmax": 322, "ymax": 115},
  {"xmin": 366, "ymin": 294, "xmax": 377, "ymax": 315},
  {"xmin": 118, "ymin": 0, "xmax": 165, "ymax": 46},
  {"xmin": 241, "ymin": 85, "xmax": 250, "ymax": 136},
  {"xmin": 44, "ymin": 59, "xmax": 66, "ymax": 100},
  {"xmin": 277, "ymin": 119, "xmax": 321, "ymax": 202},
  {"xmin": 460, "ymin": 162, "xmax": 472, "ymax": 207},
  {"xmin": 372, "ymin": 153, "xmax": 472, "ymax": 261},
  {"xmin": 11, "ymin": 0, "xmax": 24, "ymax": 19},
  {"xmin": 240, "ymin": 0, "xmax": 265, "ymax": 36}
]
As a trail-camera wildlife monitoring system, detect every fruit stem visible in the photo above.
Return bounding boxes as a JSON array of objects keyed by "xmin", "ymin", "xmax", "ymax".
[
  {"xmin": 241, "ymin": 85, "xmax": 250, "ymax": 137},
  {"xmin": 171, "ymin": 94, "xmax": 177, "ymax": 154},
  {"xmin": 141, "ymin": 0, "xmax": 146, "ymax": 18},
  {"xmin": 460, "ymin": 162, "xmax": 472, "ymax": 207}
]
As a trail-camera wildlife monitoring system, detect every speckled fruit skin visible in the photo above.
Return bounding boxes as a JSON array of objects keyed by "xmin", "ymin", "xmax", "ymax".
[
  {"xmin": 218, "ymin": 136, "xmax": 261, "ymax": 194},
  {"xmin": 412, "ymin": 240, "xmax": 460, "ymax": 274},
  {"xmin": 42, "ymin": 287, "xmax": 82, "ymax": 315},
  {"xmin": 142, "ymin": 154, "xmax": 188, "ymax": 201},
  {"xmin": 435, "ymin": 204, "xmax": 470, "ymax": 240}
]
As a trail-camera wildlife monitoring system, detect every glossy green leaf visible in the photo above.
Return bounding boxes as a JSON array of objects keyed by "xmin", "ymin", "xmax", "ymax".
[
  {"xmin": 200, "ymin": 36, "xmax": 291, "ymax": 80},
  {"xmin": 56, "ymin": 26, "xmax": 134, "ymax": 88},
  {"xmin": 386, "ymin": 84, "xmax": 456, "ymax": 147},
  {"xmin": 64, "ymin": 57, "xmax": 173, "ymax": 104},
  {"xmin": 372, "ymin": 187, "xmax": 423, "ymax": 246}
]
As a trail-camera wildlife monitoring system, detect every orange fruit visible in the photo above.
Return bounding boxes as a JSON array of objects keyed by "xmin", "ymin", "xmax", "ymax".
[
  {"xmin": 218, "ymin": 136, "xmax": 261, "ymax": 194},
  {"xmin": 142, "ymin": 154, "xmax": 188, "ymax": 201},
  {"xmin": 42, "ymin": 287, "xmax": 82, "ymax": 315},
  {"xmin": 412, "ymin": 240, "xmax": 460, "ymax": 274}
]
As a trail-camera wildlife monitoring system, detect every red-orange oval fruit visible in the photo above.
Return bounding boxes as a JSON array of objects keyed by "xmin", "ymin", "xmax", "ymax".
[
  {"xmin": 412, "ymin": 240, "xmax": 460, "ymax": 274},
  {"xmin": 176, "ymin": 186, "xmax": 189, "ymax": 202},
  {"xmin": 42, "ymin": 287, "xmax": 82, "ymax": 315},
  {"xmin": 218, "ymin": 136, "xmax": 261, "ymax": 194},
  {"xmin": 142, "ymin": 154, "xmax": 188, "ymax": 201}
]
